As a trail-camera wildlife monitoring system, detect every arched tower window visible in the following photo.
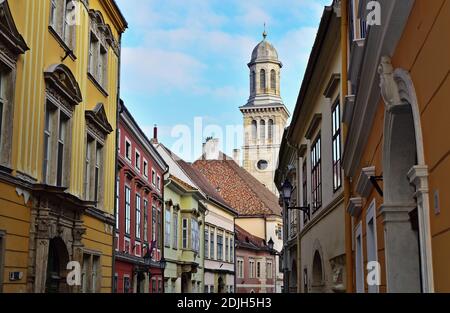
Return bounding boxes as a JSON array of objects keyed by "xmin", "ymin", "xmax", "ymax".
[
  {"xmin": 268, "ymin": 119, "xmax": 274, "ymax": 141},
  {"xmin": 260, "ymin": 69, "xmax": 266, "ymax": 91},
  {"xmin": 260, "ymin": 120, "xmax": 266, "ymax": 140},
  {"xmin": 251, "ymin": 120, "xmax": 257, "ymax": 140},
  {"xmin": 251, "ymin": 71, "xmax": 256, "ymax": 93},
  {"xmin": 271, "ymin": 69, "xmax": 276, "ymax": 92}
]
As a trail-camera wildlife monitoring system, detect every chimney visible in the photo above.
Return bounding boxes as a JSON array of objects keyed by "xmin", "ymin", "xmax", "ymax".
[
  {"xmin": 233, "ymin": 149, "xmax": 241, "ymax": 165},
  {"xmin": 151, "ymin": 124, "xmax": 158, "ymax": 144},
  {"xmin": 202, "ymin": 137, "xmax": 220, "ymax": 160}
]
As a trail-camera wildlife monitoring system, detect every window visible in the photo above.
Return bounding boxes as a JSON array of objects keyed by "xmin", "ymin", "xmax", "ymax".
[
  {"xmin": 311, "ymin": 135, "xmax": 322, "ymax": 212},
  {"xmin": 158, "ymin": 209, "xmax": 162, "ymax": 250},
  {"xmin": 260, "ymin": 119, "xmax": 265, "ymax": 140},
  {"xmin": 204, "ymin": 225, "xmax": 209, "ymax": 258},
  {"xmin": 123, "ymin": 276, "xmax": 131, "ymax": 293},
  {"xmin": 157, "ymin": 176, "xmax": 161, "ymax": 190},
  {"xmin": 165, "ymin": 208, "xmax": 171, "ymax": 247},
  {"xmin": 152, "ymin": 207, "xmax": 157, "ymax": 243},
  {"xmin": 143, "ymin": 199, "xmax": 149, "ymax": 242},
  {"xmin": 43, "ymin": 103, "xmax": 71, "ymax": 187},
  {"xmin": 151, "ymin": 278, "xmax": 157, "ymax": 293},
  {"xmin": 143, "ymin": 159, "xmax": 148, "ymax": 178},
  {"xmin": 302, "ymin": 159, "xmax": 309, "ymax": 221},
  {"xmin": 268, "ymin": 119, "xmax": 274, "ymax": 141},
  {"xmin": 93, "ymin": 143, "xmax": 102, "ymax": 205},
  {"xmin": 135, "ymin": 242, "xmax": 141, "ymax": 257},
  {"xmin": 256, "ymin": 261, "xmax": 261, "ymax": 278},
  {"xmin": 151, "ymin": 169, "xmax": 156, "ymax": 185},
  {"xmin": 173, "ymin": 211, "xmax": 178, "ymax": 249},
  {"xmin": 135, "ymin": 194, "xmax": 141, "ymax": 239},
  {"xmin": 113, "ymin": 273, "xmax": 118, "ymax": 293},
  {"xmin": 276, "ymin": 224, "xmax": 282, "ymax": 240},
  {"xmin": 251, "ymin": 71, "xmax": 256, "ymax": 93},
  {"xmin": 225, "ymin": 235, "xmax": 229, "ymax": 262},
  {"xmin": 270, "ymin": 69, "xmax": 276, "ymax": 91},
  {"xmin": 182, "ymin": 218, "xmax": 188, "ymax": 249},
  {"xmin": 117, "ymin": 129, "xmax": 121, "ymax": 152},
  {"xmin": 49, "ymin": 0, "xmax": 76, "ymax": 49},
  {"xmin": 267, "ymin": 260, "xmax": 273, "ymax": 279},
  {"xmin": 88, "ymin": 31, "xmax": 108, "ymax": 88},
  {"xmin": 332, "ymin": 100, "xmax": 342, "ymax": 191},
  {"xmin": 191, "ymin": 218, "xmax": 199, "ymax": 253},
  {"xmin": 210, "ymin": 228, "xmax": 215, "ymax": 259},
  {"xmin": 230, "ymin": 237, "xmax": 234, "ymax": 261},
  {"xmin": 81, "ymin": 253, "xmax": 101, "ymax": 293},
  {"xmin": 135, "ymin": 150, "xmax": 141, "ymax": 171},
  {"xmin": 124, "ymin": 237, "xmax": 130, "ymax": 254},
  {"xmin": 125, "ymin": 186, "xmax": 131, "ymax": 234},
  {"xmin": 125, "ymin": 139, "xmax": 131, "ymax": 161},
  {"xmin": 249, "ymin": 259, "xmax": 255, "ymax": 278},
  {"xmin": 217, "ymin": 230, "xmax": 223, "ymax": 261},
  {"xmin": 115, "ymin": 178, "xmax": 119, "ymax": 229},
  {"xmin": 355, "ymin": 222, "xmax": 364, "ymax": 293},
  {"xmin": 237, "ymin": 258, "xmax": 244, "ymax": 278},
  {"xmin": 251, "ymin": 120, "xmax": 257, "ymax": 141},
  {"xmin": 260, "ymin": 69, "xmax": 266, "ymax": 91}
]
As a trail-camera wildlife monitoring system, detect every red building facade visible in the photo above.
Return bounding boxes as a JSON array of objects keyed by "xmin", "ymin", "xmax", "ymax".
[
  {"xmin": 235, "ymin": 226, "xmax": 276, "ymax": 293},
  {"xmin": 114, "ymin": 103, "xmax": 168, "ymax": 293}
]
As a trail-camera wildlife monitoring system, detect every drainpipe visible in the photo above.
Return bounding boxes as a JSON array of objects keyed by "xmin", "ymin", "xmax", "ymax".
[
  {"xmin": 340, "ymin": 0, "xmax": 354, "ymax": 293},
  {"xmin": 112, "ymin": 31, "xmax": 123, "ymax": 294}
]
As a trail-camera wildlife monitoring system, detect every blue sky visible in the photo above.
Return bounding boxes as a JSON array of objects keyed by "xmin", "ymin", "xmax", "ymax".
[{"xmin": 116, "ymin": 0, "xmax": 330, "ymax": 161}]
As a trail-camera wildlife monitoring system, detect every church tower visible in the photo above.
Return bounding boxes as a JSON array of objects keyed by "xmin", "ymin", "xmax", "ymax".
[{"xmin": 240, "ymin": 30, "xmax": 290, "ymax": 194}]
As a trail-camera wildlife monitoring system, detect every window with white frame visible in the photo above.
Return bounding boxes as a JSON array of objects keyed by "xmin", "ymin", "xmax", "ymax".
[
  {"xmin": 117, "ymin": 129, "xmax": 120, "ymax": 152},
  {"xmin": 81, "ymin": 253, "xmax": 101, "ymax": 293},
  {"xmin": 135, "ymin": 150, "xmax": 141, "ymax": 171},
  {"xmin": 173, "ymin": 211, "xmax": 178, "ymax": 249},
  {"xmin": 182, "ymin": 218, "xmax": 188, "ymax": 249},
  {"xmin": 217, "ymin": 230, "xmax": 223, "ymax": 261},
  {"xmin": 311, "ymin": 134, "xmax": 322, "ymax": 212},
  {"xmin": 256, "ymin": 260, "xmax": 261, "ymax": 278},
  {"xmin": 237, "ymin": 258, "xmax": 244, "ymax": 278},
  {"xmin": 124, "ymin": 237, "xmax": 130, "ymax": 254},
  {"xmin": 135, "ymin": 242, "xmax": 141, "ymax": 257},
  {"xmin": 267, "ymin": 260, "xmax": 273, "ymax": 279},
  {"xmin": 230, "ymin": 236, "xmax": 234, "ymax": 261},
  {"xmin": 84, "ymin": 135, "xmax": 104, "ymax": 207},
  {"xmin": 151, "ymin": 169, "xmax": 156, "ymax": 185},
  {"xmin": 210, "ymin": 227, "xmax": 215, "ymax": 259},
  {"xmin": 366, "ymin": 200, "xmax": 378, "ymax": 293},
  {"xmin": 204, "ymin": 225, "xmax": 209, "ymax": 258},
  {"xmin": 332, "ymin": 99, "xmax": 342, "ymax": 191},
  {"xmin": 49, "ymin": 0, "xmax": 76, "ymax": 50},
  {"xmin": 123, "ymin": 275, "xmax": 131, "ymax": 293},
  {"xmin": 143, "ymin": 159, "xmax": 148, "ymax": 178},
  {"xmin": 355, "ymin": 222, "xmax": 365, "ymax": 293},
  {"xmin": 43, "ymin": 101, "xmax": 71, "ymax": 187},
  {"xmin": 125, "ymin": 138, "xmax": 131, "ymax": 161},
  {"xmin": 135, "ymin": 194, "xmax": 141, "ymax": 240},
  {"xmin": 157, "ymin": 175, "xmax": 161, "ymax": 190},
  {"xmin": 191, "ymin": 218, "xmax": 199, "ymax": 253},
  {"xmin": 88, "ymin": 11, "xmax": 110, "ymax": 91},
  {"xmin": 143, "ymin": 199, "xmax": 149, "ymax": 242},
  {"xmin": 125, "ymin": 186, "xmax": 131, "ymax": 234},
  {"xmin": 225, "ymin": 235, "xmax": 229, "ymax": 262},
  {"xmin": 165, "ymin": 207, "xmax": 171, "ymax": 247},
  {"xmin": 249, "ymin": 259, "xmax": 255, "ymax": 278},
  {"xmin": 152, "ymin": 206, "xmax": 157, "ymax": 243}
]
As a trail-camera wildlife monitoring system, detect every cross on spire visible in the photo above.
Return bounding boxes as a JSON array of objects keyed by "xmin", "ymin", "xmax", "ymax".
[{"xmin": 263, "ymin": 22, "xmax": 267, "ymax": 40}]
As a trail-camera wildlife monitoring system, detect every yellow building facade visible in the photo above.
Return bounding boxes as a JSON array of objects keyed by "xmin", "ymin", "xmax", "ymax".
[{"xmin": 0, "ymin": 0, "xmax": 126, "ymax": 293}]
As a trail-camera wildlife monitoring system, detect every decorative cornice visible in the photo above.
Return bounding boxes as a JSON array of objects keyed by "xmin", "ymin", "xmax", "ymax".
[
  {"xmin": 305, "ymin": 113, "xmax": 322, "ymax": 140},
  {"xmin": 85, "ymin": 103, "xmax": 113, "ymax": 138},
  {"xmin": 347, "ymin": 197, "xmax": 363, "ymax": 217},
  {"xmin": 323, "ymin": 73, "xmax": 340, "ymax": 98},
  {"xmin": 356, "ymin": 166, "xmax": 376, "ymax": 198},
  {"xmin": 44, "ymin": 64, "xmax": 82, "ymax": 105}
]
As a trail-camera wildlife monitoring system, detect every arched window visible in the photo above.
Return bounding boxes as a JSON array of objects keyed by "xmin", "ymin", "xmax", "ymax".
[
  {"xmin": 251, "ymin": 120, "xmax": 257, "ymax": 140},
  {"xmin": 260, "ymin": 120, "xmax": 266, "ymax": 140},
  {"xmin": 251, "ymin": 71, "xmax": 256, "ymax": 93},
  {"xmin": 271, "ymin": 69, "xmax": 276, "ymax": 91},
  {"xmin": 260, "ymin": 69, "xmax": 266, "ymax": 91},
  {"xmin": 268, "ymin": 119, "xmax": 274, "ymax": 141}
]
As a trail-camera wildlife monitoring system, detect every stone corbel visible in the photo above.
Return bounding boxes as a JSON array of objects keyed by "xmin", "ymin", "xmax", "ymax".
[
  {"xmin": 407, "ymin": 165, "xmax": 429, "ymax": 197},
  {"xmin": 347, "ymin": 197, "xmax": 363, "ymax": 217},
  {"xmin": 378, "ymin": 56, "xmax": 409, "ymax": 114}
]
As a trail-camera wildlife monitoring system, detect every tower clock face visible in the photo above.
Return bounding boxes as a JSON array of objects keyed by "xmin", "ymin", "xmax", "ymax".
[{"xmin": 257, "ymin": 160, "xmax": 269, "ymax": 170}]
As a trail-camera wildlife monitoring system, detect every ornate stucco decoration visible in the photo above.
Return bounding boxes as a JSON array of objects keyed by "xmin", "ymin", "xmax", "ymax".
[
  {"xmin": 89, "ymin": 9, "xmax": 120, "ymax": 55},
  {"xmin": 85, "ymin": 103, "xmax": 113, "ymax": 143},
  {"xmin": 378, "ymin": 56, "xmax": 409, "ymax": 114},
  {"xmin": 44, "ymin": 63, "xmax": 82, "ymax": 110}
]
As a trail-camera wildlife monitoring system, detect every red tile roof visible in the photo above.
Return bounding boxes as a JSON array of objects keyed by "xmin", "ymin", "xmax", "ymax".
[
  {"xmin": 193, "ymin": 155, "xmax": 282, "ymax": 217},
  {"xmin": 235, "ymin": 225, "xmax": 270, "ymax": 251}
]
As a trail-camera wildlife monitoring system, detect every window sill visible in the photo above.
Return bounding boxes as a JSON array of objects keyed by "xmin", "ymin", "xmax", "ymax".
[
  {"xmin": 87, "ymin": 72, "xmax": 109, "ymax": 97},
  {"xmin": 48, "ymin": 26, "xmax": 76, "ymax": 61}
]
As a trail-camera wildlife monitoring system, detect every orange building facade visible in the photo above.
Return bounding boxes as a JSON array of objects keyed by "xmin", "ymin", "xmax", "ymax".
[{"xmin": 343, "ymin": 0, "xmax": 450, "ymax": 292}]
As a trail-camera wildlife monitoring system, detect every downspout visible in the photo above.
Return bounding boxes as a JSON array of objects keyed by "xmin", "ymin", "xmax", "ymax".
[
  {"xmin": 112, "ymin": 31, "xmax": 123, "ymax": 293},
  {"xmin": 340, "ymin": 0, "xmax": 354, "ymax": 293}
]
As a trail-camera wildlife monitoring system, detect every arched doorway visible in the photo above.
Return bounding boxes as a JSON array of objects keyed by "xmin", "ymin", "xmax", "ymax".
[
  {"xmin": 312, "ymin": 251, "xmax": 323, "ymax": 292},
  {"xmin": 45, "ymin": 237, "xmax": 70, "ymax": 293},
  {"xmin": 380, "ymin": 58, "xmax": 434, "ymax": 292}
]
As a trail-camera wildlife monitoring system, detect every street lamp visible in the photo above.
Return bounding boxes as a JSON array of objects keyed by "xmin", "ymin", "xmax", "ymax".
[{"xmin": 281, "ymin": 179, "xmax": 310, "ymax": 219}]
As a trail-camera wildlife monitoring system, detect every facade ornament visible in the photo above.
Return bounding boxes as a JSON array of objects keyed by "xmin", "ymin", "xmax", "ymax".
[{"xmin": 378, "ymin": 56, "xmax": 402, "ymax": 111}]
